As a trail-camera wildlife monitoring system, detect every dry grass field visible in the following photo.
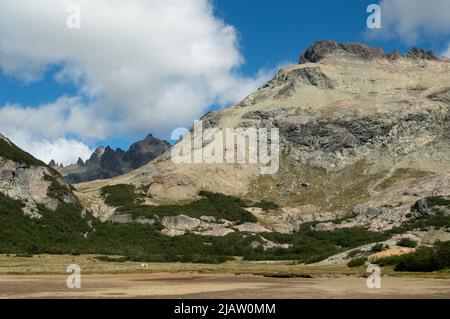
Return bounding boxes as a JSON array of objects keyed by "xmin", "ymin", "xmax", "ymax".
[{"xmin": 0, "ymin": 254, "xmax": 449, "ymax": 298}]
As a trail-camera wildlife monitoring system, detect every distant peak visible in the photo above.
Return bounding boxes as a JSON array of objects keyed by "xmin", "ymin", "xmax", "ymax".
[
  {"xmin": 94, "ymin": 146, "xmax": 105, "ymax": 154},
  {"xmin": 299, "ymin": 40, "xmax": 443, "ymax": 64},
  {"xmin": 76, "ymin": 157, "xmax": 85, "ymax": 166}
]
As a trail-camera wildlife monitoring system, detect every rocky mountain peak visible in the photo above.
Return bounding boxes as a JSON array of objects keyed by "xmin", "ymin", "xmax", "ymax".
[
  {"xmin": 299, "ymin": 40, "xmax": 387, "ymax": 63},
  {"xmin": 60, "ymin": 133, "xmax": 171, "ymax": 184},
  {"xmin": 92, "ymin": 146, "xmax": 106, "ymax": 158},
  {"xmin": 299, "ymin": 40, "xmax": 443, "ymax": 64}
]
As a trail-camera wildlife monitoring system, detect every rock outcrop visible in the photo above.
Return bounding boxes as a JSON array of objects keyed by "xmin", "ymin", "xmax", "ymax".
[
  {"xmin": 299, "ymin": 40, "xmax": 443, "ymax": 64},
  {"xmin": 0, "ymin": 133, "xmax": 79, "ymax": 217}
]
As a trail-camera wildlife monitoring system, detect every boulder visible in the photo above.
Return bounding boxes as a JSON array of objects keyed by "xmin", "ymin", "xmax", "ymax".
[
  {"xmin": 235, "ymin": 223, "xmax": 272, "ymax": 233},
  {"xmin": 162, "ymin": 215, "xmax": 201, "ymax": 231},
  {"xmin": 111, "ymin": 214, "xmax": 133, "ymax": 224}
]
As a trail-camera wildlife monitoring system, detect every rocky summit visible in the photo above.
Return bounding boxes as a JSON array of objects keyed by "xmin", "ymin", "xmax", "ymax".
[{"xmin": 53, "ymin": 133, "xmax": 170, "ymax": 184}]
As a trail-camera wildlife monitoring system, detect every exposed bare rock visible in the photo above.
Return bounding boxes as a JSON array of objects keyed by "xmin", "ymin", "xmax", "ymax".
[
  {"xmin": 0, "ymin": 157, "xmax": 78, "ymax": 215},
  {"xmin": 405, "ymin": 48, "xmax": 440, "ymax": 61},
  {"xmin": 161, "ymin": 228, "xmax": 186, "ymax": 237},
  {"xmin": 111, "ymin": 214, "xmax": 133, "ymax": 224},
  {"xmin": 202, "ymin": 226, "xmax": 234, "ymax": 237},
  {"xmin": 251, "ymin": 236, "xmax": 291, "ymax": 251},
  {"xmin": 268, "ymin": 67, "xmax": 336, "ymax": 91},
  {"xmin": 199, "ymin": 216, "xmax": 218, "ymax": 223},
  {"xmin": 136, "ymin": 217, "xmax": 155, "ymax": 225},
  {"xmin": 300, "ymin": 40, "xmax": 388, "ymax": 63},
  {"xmin": 235, "ymin": 223, "xmax": 272, "ymax": 233},
  {"xmin": 162, "ymin": 215, "xmax": 201, "ymax": 231},
  {"xmin": 0, "ymin": 135, "xmax": 82, "ymax": 219},
  {"xmin": 300, "ymin": 40, "xmax": 444, "ymax": 64}
]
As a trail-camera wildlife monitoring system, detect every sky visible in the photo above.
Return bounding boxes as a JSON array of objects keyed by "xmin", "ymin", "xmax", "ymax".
[{"xmin": 0, "ymin": 0, "xmax": 449, "ymax": 165}]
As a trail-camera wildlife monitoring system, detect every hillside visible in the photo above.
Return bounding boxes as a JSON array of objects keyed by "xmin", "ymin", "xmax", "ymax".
[{"xmin": 75, "ymin": 41, "xmax": 450, "ymax": 235}]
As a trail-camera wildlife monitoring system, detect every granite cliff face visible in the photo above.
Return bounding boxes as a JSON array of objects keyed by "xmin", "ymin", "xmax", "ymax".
[
  {"xmin": 54, "ymin": 133, "xmax": 170, "ymax": 184},
  {"xmin": 74, "ymin": 40, "xmax": 450, "ymax": 234}
]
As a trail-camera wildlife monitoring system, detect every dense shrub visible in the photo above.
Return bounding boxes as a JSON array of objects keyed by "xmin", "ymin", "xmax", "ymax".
[
  {"xmin": 397, "ymin": 238, "xmax": 418, "ymax": 248},
  {"xmin": 0, "ymin": 193, "xmax": 89, "ymax": 254},
  {"xmin": 426, "ymin": 196, "xmax": 450, "ymax": 209},
  {"xmin": 371, "ymin": 243, "xmax": 384, "ymax": 252},
  {"xmin": 347, "ymin": 257, "xmax": 367, "ymax": 267},
  {"xmin": 44, "ymin": 174, "xmax": 73, "ymax": 201},
  {"xmin": 251, "ymin": 200, "xmax": 280, "ymax": 211},
  {"xmin": 374, "ymin": 242, "xmax": 450, "ymax": 272},
  {"xmin": 395, "ymin": 242, "xmax": 450, "ymax": 272},
  {"xmin": 347, "ymin": 249, "xmax": 361, "ymax": 257},
  {"xmin": 115, "ymin": 191, "xmax": 258, "ymax": 224},
  {"xmin": 101, "ymin": 184, "xmax": 143, "ymax": 207}
]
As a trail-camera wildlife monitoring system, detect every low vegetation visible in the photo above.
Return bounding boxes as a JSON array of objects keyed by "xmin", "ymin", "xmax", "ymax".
[
  {"xmin": 347, "ymin": 257, "xmax": 367, "ymax": 267},
  {"xmin": 44, "ymin": 174, "xmax": 74, "ymax": 201},
  {"xmin": 101, "ymin": 184, "xmax": 144, "ymax": 207},
  {"xmin": 2, "ymin": 185, "xmax": 450, "ymax": 268},
  {"xmin": 426, "ymin": 196, "xmax": 450, "ymax": 209},
  {"xmin": 387, "ymin": 214, "xmax": 450, "ymax": 234},
  {"xmin": 101, "ymin": 188, "xmax": 259, "ymax": 224},
  {"xmin": 371, "ymin": 243, "xmax": 385, "ymax": 252},
  {"xmin": 0, "ymin": 192, "xmax": 89, "ymax": 254},
  {"xmin": 397, "ymin": 238, "xmax": 418, "ymax": 248},
  {"xmin": 374, "ymin": 241, "xmax": 450, "ymax": 272},
  {"xmin": 0, "ymin": 189, "xmax": 394, "ymax": 264}
]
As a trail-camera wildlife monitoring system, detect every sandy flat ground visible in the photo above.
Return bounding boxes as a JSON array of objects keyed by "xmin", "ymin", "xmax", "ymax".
[{"xmin": 0, "ymin": 273, "xmax": 449, "ymax": 299}]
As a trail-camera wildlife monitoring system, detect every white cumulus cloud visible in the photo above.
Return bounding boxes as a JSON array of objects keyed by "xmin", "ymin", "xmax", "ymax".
[
  {"xmin": 0, "ymin": 0, "xmax": 278, "ymax": 163},
  {"xmin": 443, "ymin": 44, "xmax": 450, "ymax": 58},
  {"xmin": 2, "ymin": 130, "xmax": 94, "ymax": 166},
  {"xmin": 366, "ymin": 0, "xmax": 450, "ymax": 45}
]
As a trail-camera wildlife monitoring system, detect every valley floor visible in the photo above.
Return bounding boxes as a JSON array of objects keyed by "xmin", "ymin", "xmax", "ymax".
[
  {"xmin": 1, "ymin": 273, "xmax": 450, "ymax": 299},
  {"xmin": 1, "ymin": 254, "xmax": 450, "ymax": 298}
]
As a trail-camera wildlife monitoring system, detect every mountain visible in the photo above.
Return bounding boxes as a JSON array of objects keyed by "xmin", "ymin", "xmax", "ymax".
[
  {"xmin": 52, "ymin": 133, "xmax": 170, "ymax": 184},
  {"xmin": 75, "ymin": 40, "xmax": 450, "ymax": 238},
  {"xmin": 2, "ymin": 41, "xmax": 450, "ymax": 268}
]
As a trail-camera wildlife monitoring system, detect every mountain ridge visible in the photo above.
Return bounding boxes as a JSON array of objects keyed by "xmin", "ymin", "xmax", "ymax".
[{"xmin": 52, "ymin": 133, "xmax": 170, "ymax": 184}]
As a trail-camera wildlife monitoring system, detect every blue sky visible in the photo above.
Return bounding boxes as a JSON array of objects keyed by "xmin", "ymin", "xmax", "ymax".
[{"xmin": 0, "ymin": 0, "xmax": 449, "ymax": 164}]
